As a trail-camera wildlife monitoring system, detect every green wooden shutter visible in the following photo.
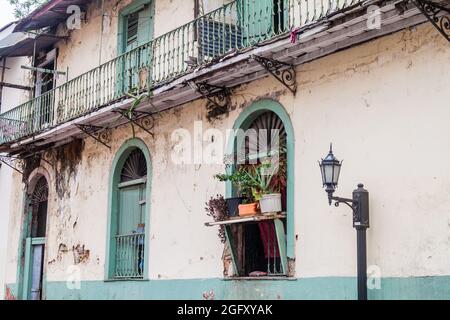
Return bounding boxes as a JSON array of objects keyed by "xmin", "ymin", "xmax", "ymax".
[
  {"xmin": 137, "ymin": 5, "xmax": 152, "ymax": 89},
  {"xmin": 238, "ymin": 0, "xmax": 288, "ymax": 46},
  {"xmin": 118, "ymin": 183, "xmax": 146, "ymax": 235},
  {"xmin": 125, "ymin": 11, "xmax": 139, "ymax": 52},
  {"xmin": 117, "ymin": 2, "xmax": 154, "ymax": 96},
  {"xmin": 137, "ymin": 5, "xmax": 152, "ymax": 46}
]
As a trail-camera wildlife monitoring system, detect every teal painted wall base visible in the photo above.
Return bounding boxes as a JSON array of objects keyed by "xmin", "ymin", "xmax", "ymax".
[{"xmin": 6, "ymin": 276, "xmax": 450, "ymax": 300}]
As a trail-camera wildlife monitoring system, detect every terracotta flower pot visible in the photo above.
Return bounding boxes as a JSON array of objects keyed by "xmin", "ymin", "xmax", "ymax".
[{"xmin": 238, "ymin": 203, "xmax": 259, "ymax": 217}]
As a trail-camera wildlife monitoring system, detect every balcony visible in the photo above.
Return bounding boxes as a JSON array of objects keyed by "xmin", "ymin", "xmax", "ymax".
[
  {"xmin": 0, "ymin": 0, "xmax": 431, "ymax": 151},
  {"xmin": 114, "ymin": 233, "xmax": 145, "ymax": 279}
]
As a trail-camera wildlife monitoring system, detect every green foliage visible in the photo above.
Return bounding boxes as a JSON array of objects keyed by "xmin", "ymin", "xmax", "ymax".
[
  {"xmin": 114, "ymin": 88, "xmax": 150, "ymax": 138},
  {"xmin": 215, "ymin": 158, "xmax": 286, "ymax": 202},
  {"xmin": 7, "ymin": 0, "xmax": 49, "ymax": 19}
]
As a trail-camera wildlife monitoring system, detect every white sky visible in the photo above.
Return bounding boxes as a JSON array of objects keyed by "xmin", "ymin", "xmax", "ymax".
[{"xmin": 0, "ymin": 0, "xmax": 16, "ymax": 28}]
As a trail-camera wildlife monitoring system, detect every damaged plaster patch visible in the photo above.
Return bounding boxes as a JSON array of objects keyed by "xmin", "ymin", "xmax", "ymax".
[
  {"xmin": 58, "ymin": 243, "xmax": 69, "ymax": 261},
  {"xmin": 222, "ymin": 244, "xmax": 233, "ymax": 277},
  {"xmin": 73, "ymin": 244, "xmax": 90, "ymax": 264},
  {"xmin": 288, "ymin": 258, "xmax": 296, "ymax": 277},
  {"xmin": 48, "ymin": 243, "xmax": 91, "ymax": 266}
]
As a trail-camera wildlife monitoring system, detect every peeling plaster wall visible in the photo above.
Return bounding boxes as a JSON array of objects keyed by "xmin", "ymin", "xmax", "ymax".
[
  {"xmin": 4, "ymin": 23, "xmax": 450, "ymax": 291},
  {"xmin": 0, "ymin": 56, "xmax": 32, "ymax": 299}
]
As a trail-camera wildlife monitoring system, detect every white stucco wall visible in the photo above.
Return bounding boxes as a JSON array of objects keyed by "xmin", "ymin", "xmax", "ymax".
[
  {"xmin": 0, "ymin": 56, "xmax": 31, "ymax": 299},
  {"xmin": 4, "ymin": 22, "xmax": 450, "ymax": 288}
]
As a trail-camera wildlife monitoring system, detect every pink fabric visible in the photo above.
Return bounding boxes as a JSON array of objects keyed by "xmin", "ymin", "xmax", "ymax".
[
  {"xmin": 258, "ymin": 221, "xmax": 280, "ymax": 258},
  {"xmin": 290, "ymin": 27, "xmax": 300, "ymax": 44}
]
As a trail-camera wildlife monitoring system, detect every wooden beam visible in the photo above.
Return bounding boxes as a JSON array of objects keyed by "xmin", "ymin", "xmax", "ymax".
[
  {"xmin": 20, "ymin": 65, "xmax": 66, "ymax": 76},
  {"xmin": 0, "ymin": 82, "xmax": 33, "ymax": 91},
  {"xmin": 205, "ymin": 214, "xmax": 287, "ymax": 226}
]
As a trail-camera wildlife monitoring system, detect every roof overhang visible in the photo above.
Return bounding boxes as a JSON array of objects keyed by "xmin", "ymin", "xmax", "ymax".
[
  {"xmin": 0, "ymin": 22, "xmax": 64, "ymax": 58},
  {"xmin": 13, "ymin": 0, "xmax": 90, "ymax": 32}
]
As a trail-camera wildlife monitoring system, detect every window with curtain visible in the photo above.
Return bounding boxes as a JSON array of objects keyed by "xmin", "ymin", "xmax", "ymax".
[{"xmin": 229, "ymin": 110, "xmax": 289, "ymax": 277}]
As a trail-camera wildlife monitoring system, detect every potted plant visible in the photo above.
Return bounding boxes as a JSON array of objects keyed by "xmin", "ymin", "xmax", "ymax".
[
  {"xmin": 205, "ymin": 195, "xmax": 228, "ymax": 243},
  {"xmin": 214, "ymin": 155, "xmax": 245, "ymax": 217},
  {"xmin": 259, "ymin": 157, "xmax": 287, "ymax": 215},
  {"xmin": 215, "ymin": 166, "xmax": 259, "ymax": 217},
  {"xmin": 241, "ymin": 158, "xmax": 285, "ymax": 215}
]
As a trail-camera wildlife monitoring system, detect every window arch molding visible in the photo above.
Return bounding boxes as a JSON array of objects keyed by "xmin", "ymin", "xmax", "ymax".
[
  {"xmin": 106, "ymin": 138, "xmax": 152, "ymax": 280},
  {"xmin": 27, "ymin": 167, "xmax": 51, "ymax": 198},
  {"xmin": 226, "ymin": 99, "xmax": 295, "ymax": 259}
]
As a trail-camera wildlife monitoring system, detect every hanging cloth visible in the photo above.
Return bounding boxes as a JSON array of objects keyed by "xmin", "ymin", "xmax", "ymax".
[{"xmin": 258, "ymin": 221, "xmax": 280, "ymax": 258}]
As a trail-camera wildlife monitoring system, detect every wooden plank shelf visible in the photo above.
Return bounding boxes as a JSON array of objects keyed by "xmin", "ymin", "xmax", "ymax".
[{"xmin": 205, "ymin": 213, "xmax": 286, "ymax": 227}]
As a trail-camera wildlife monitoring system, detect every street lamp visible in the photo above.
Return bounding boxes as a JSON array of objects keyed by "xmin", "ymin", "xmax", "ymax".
[
  {"xmin": 319, "ymin": 144, "xmax": 342, "ymax": 206},
  {"xmin": 319, "ymin": 145, "xmax": 370, "ymax": 301}
]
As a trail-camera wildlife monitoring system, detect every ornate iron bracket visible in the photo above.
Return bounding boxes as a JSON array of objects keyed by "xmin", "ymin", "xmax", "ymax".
[
  {"xmin": 193, "ymin": 81, "xmax": 231, "ymax": 120},
  {"xmin": 75, "ymin": 124, "xmax": 111, "ymax": 149},
  {"xmin": 113, "ymin": 109, "xmax": 155, "ymax": 137},
  {"xmin": 0, "ymin": 155, "xmax": 24, "ymax": 174},
  {"xmin": 253, "ymin": 55, "xmax": 297, "ymax": 94},
  {"xmin": 332, "ymin": 196, "xmax": 357, "ymax": 210},
  {"xmin": 413, "ymin": 0, "xmax": 450, "ymax": 42},
  {"xmin": 332, "ymin": 196, "xmax": 361, "ymax": 225}
]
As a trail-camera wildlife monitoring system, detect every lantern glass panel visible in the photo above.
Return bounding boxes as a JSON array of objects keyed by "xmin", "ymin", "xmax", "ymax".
[
  {"xmin": 320, "ymin": 164, "xmax": 326, "ymax": 185},
  {"xmin": 332, "ymin": 163, "xmax": 341, "ymax": 185},
  {"xmin": 323, "ymin": 162, "xmax": 334, "ymax": 185}
]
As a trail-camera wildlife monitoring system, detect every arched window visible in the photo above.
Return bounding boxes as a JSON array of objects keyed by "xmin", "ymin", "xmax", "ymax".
[
  {"xmin": 117, "ymin": 149, "xmax": 147, "ymax": 238},
  {"xmin": 31, "ymin": 176, "xmax": 49, "ymax": 238},
  {"xmin": 107, "ymin": 140, "xmax": 151, "ymax": 280},
  {"xmin": 225, "ymin": 99, "xmax": 294, "ymax": 277}
]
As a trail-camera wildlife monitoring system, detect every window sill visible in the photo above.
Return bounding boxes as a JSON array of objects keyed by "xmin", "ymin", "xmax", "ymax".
[
  {"xmin": 222, "ymin": 276, "xmax": 296, "ymax": 281},
  {"xmin": 104, "ymin": 278, "xmax": 148, "ymax": 283}
]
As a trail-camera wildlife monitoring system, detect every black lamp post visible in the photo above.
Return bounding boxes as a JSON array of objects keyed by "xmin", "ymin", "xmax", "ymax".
[{"xmin": 319, "ymin": 145, "xmax": 370, "ymax": 301}]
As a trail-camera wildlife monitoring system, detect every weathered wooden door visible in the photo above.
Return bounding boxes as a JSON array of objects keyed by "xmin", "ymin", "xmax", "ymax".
[
  {"xmin": 118, "ymin": 3, "xmax": 154, "ymax": 96},
  {"xmin": 115, "ymin": 181, "xmax": 146, "ymax": 278},
  {"xmin": 118, "ymin": 183, "xmax": 146, "ymax": 235},
  {"xmin": 28, "ymin": 239, "xmax": 45, "ymax": 300}
]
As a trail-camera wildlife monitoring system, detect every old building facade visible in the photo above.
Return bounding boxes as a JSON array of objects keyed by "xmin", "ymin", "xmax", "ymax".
[{"xmin": 0, "ymin": 0, "xmax": 450, "ymax": 300}]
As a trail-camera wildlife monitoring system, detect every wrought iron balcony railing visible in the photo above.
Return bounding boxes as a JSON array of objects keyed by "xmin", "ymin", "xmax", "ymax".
[
  {"xmin": 114, "ymin": 233, "xmax": 145, "ymax": 279},
  {"xmin": 0, "ymin": 0, "xmax": 362, "ymax": 145}
]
